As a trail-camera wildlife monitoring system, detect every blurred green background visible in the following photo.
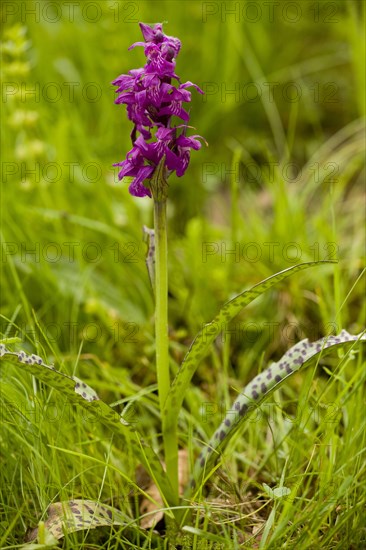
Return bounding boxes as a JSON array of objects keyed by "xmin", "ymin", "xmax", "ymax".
[
  {"xmin": 1, "ymin": 1, "xmax": 365, "ymax": 546},
  {"xmin": 1, "ymin": 0, "xmax": 365, "ymax": 379}
]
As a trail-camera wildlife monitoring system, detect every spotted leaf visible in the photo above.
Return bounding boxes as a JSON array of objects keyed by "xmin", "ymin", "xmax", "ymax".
[
  {"xmin": 25, "ymin": 499, "xmax": 129, "ymax": 542},
  {"xmin": 0, "ymin": 345, "xmax": 175, "ymax": 505},
  {"xmin": 188, "ymin": 330, "xmax": 366, "ymax": 494}
]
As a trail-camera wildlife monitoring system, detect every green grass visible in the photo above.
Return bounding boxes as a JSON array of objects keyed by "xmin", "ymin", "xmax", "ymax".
[{"xmin": 1, "ymin": 0, "xmax": 365, "ymax": 548}]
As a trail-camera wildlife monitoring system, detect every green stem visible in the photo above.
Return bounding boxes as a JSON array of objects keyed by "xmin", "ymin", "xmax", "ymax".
[
  {"xmin": 154, "ymin": 198, "xmax": 179, "ymax": 503},
  {"xmin": 154, "ymin": 199, "xmax": 169, "ymax": 412}
]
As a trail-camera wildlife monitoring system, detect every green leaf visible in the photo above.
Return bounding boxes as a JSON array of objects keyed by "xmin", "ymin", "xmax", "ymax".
[
  {"xmin": 259, "ymin": 506, "xmax": 276, "ymax": 549},
  {"xmin": 163, "ymin": 262, "xmax": 335, "ymax": 432},
  {"xmin": 262, "ymin": 483, "xmax": 274, "ymax": 498},
  {"xmin": 187, "ymin": 330, "xmax": 365, "ymax": 495},
  {"xmin": 22, "ymin": 521, "xmax": 59, "ymax": 548},
  {"xmin": 263, "ymin": 483, "xmax": 291, "ymax": 499},
  {"xmin": 0, "ymin": 337, "xmax": 22, "ymax": 345},
  {"xmin": 0, "ymin": 345, "xmax": 176, "ymax": 506},
  {"xmin": 272, "ymin": 487, "xmax": 291, "ymax": 498}
]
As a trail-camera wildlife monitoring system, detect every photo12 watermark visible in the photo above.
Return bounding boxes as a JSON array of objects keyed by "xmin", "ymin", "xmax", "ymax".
[
  {"xmin": 201, "ymin": 160, "xmax": 339, "ymax": 185},
  {"xmin": 201, "ymin": 2, "xmax": 341, "ymax": 24},
  {"xmin": 2, "ymin": 161, "xmax": 106, "ymax": 184},
  {"xmin": 2, "ymin": 81, "xmax": 103, "ymax": 103},
  {"xmin": 1, "ymin": 2, "xmax": 140, "ymax": 24},
  {"xmin": 199, "ymin": 320, "xmax": 340, "ymax": 345},
  {"xmin": 200, "ymin": 400, "xmax": 342, "ymax": 425},
  {"xmin": 1, "ymin": 320, "xmax": 141, "ymax": 345},
  {"xmin": 1, "ymin": 398, "xmax": 139, "ymax": 425},
  {"xmin": 201, "ymin": 241, "xmax": 339, "ymax": 263},
  {"xmin": 199, "ymin": 81, "xmax": 339, "ymax": 105},
  {"xmin": 1, "ymin": 240, "xmax": 141, "ymax": 264}
]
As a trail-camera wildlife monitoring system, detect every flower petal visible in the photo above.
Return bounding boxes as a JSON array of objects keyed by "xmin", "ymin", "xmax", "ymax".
[{"xmin": 112, "ymin": 22, "xmax": 206, "ymax": 198}]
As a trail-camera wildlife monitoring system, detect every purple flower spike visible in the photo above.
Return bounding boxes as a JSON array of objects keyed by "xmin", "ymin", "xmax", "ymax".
[{"xmin": 112, "ymin": 22, "xmax": 206, "ymax": 198}]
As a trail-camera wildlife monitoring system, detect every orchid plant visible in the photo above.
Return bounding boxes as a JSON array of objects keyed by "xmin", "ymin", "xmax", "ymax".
[
  {"xmin": 1, "ymin": 22, "xmax": 365, "ymax": 544},
  {"xmin": 112, "ymin": 21, "xmax": 206, "ymax": 500}
]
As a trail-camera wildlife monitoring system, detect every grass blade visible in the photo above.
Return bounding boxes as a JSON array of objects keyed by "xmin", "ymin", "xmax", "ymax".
[{"xmin": 0, "ymin": 345, "xmax": 175, "ymax": 506}]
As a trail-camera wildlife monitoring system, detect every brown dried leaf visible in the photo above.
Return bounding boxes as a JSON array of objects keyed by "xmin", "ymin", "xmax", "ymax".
[{"xmin": 140, "ymin": 449, "xmax": 189, "ymax": 529}]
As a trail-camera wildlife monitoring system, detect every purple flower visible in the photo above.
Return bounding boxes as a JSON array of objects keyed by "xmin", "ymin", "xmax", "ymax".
[{"xmin": 112, "ymin": 22, "xmax": 206, "ymax": 198}]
